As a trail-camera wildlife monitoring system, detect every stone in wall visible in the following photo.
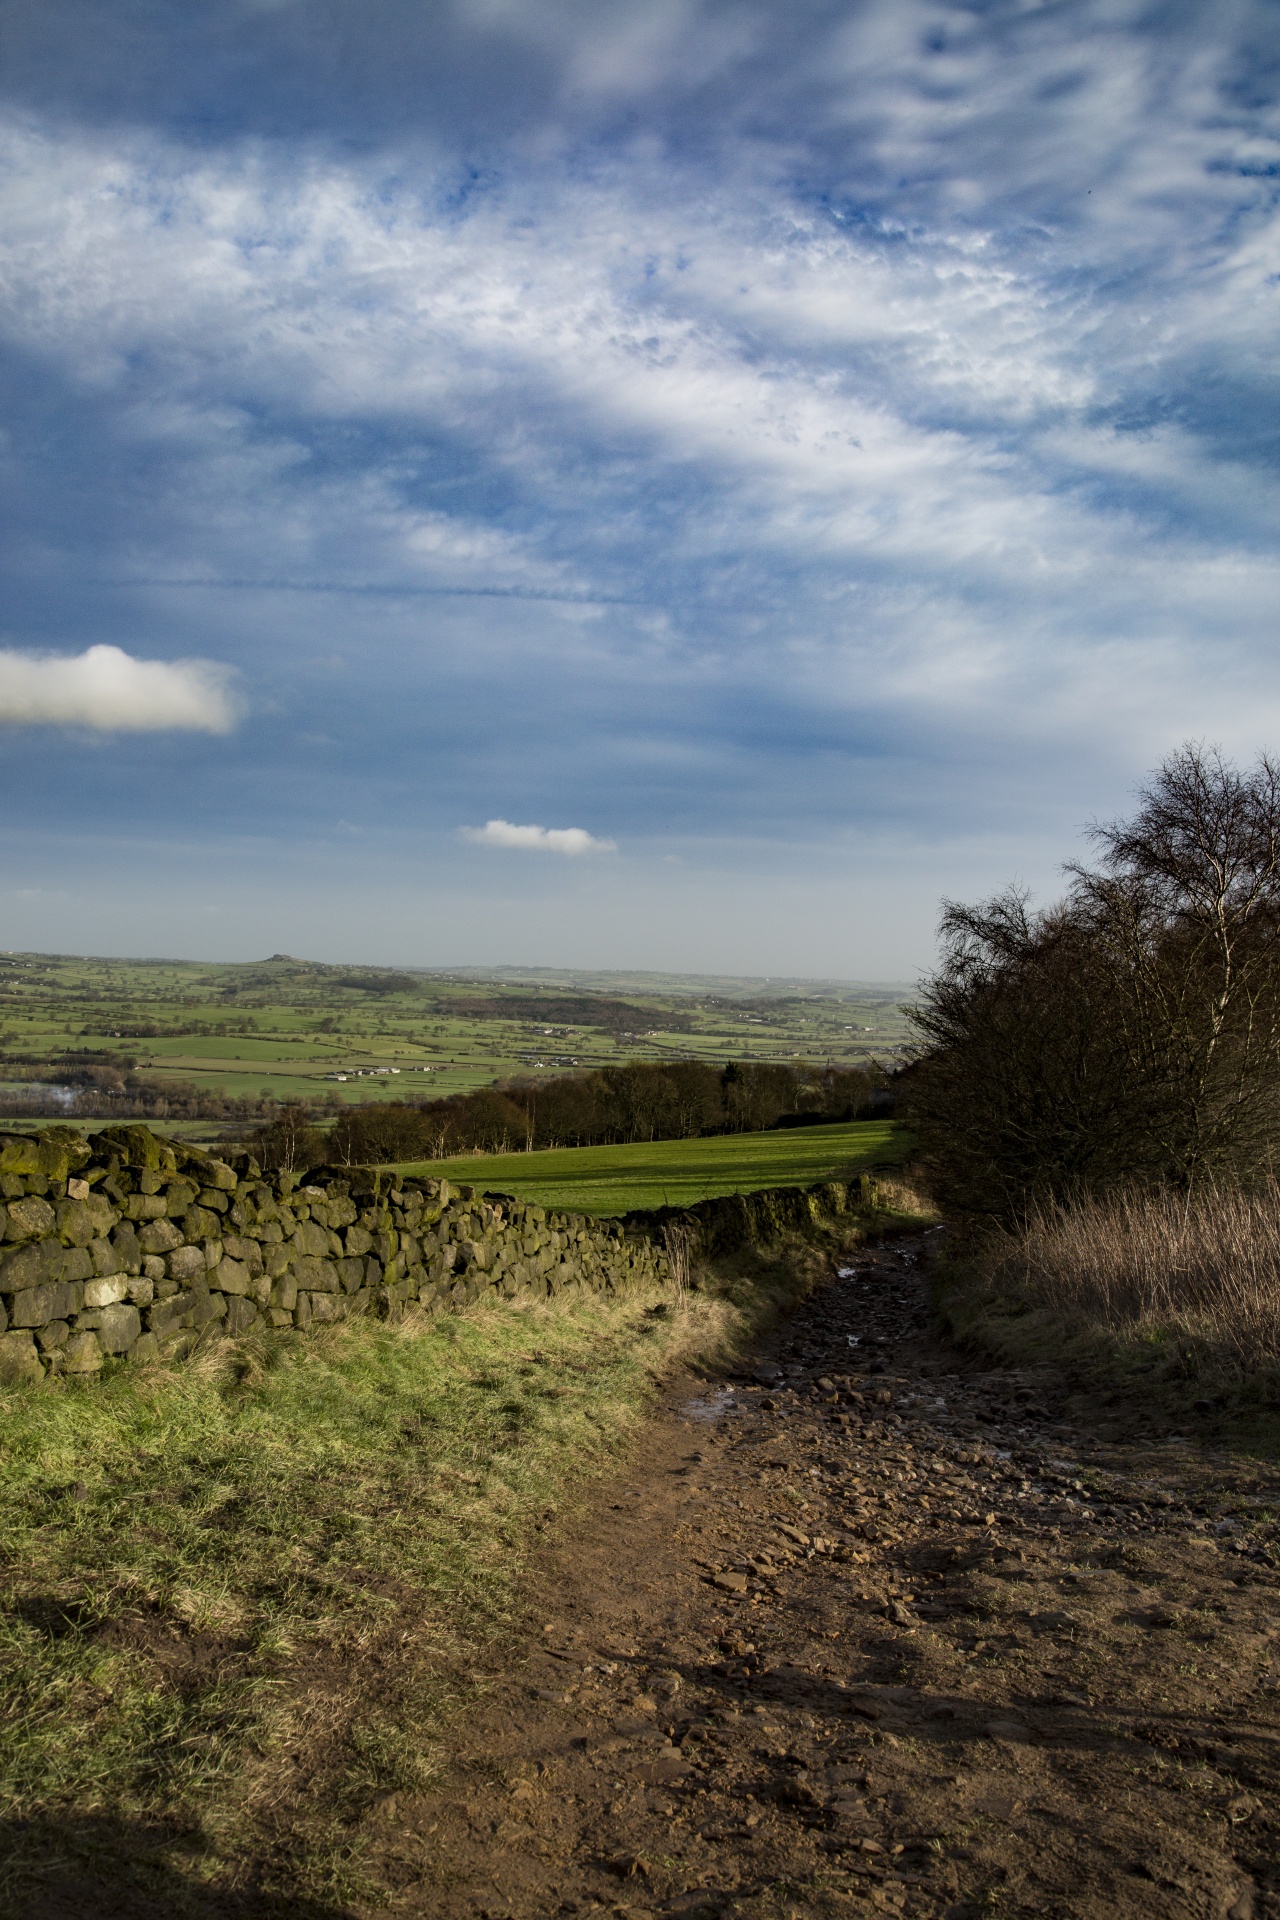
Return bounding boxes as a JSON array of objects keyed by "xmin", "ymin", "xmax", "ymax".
[
  {"xmin": 0, "ymin": 1122, "xmax": 882, "ymax": 1386},
  {"xmin": 0, "ymin": 1125, "xmax": 674, "ymax": 1382}
]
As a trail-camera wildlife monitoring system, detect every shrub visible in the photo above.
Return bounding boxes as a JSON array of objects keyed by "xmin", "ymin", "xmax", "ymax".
[{"xmin": 909, "ymin": 744, "xmax": 1280, "ymax": 1215}]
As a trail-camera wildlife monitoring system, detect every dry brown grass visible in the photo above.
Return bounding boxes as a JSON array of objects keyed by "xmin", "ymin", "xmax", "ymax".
[
  {"xmin": 872, "ymin": 1169, "xmax": 939, "ymax": 1222},
  {"xmin": 988, "ymin": 1181, "xmax": 1280, "ymax": 1371}
]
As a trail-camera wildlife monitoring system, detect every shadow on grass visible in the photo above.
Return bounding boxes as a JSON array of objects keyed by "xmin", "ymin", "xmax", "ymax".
[{"xmin": 0, "ymin": 1814, "xmax": 354, "ymax": 1920}]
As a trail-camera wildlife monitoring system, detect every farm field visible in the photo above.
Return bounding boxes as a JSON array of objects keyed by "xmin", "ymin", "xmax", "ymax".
[
  {"xmin": 399, "ymin": 1118, "xmax": 908, "ymax": 1215},
  {"xmin": 0, "ymin": 951, "xmax": 912, "ymax": 1132}
]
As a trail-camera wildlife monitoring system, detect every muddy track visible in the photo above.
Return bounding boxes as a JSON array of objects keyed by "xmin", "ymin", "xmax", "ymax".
[{"xmin": 364, "ymin": 1237, "xmax": 1280, "ymax": 1920}]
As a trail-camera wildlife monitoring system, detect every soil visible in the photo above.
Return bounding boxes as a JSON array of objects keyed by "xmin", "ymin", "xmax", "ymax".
[{"xmin": 363, "ymin": 1234, "xmax": 1280, "ymax": 1920}]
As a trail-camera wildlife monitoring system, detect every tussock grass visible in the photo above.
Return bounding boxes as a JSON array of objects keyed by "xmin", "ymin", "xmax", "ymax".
[
  {"xmin": 0, "ymin": 1228, "xmax": 858, "ymax": 1910},
  {"xmin": 985, "ymin": 1183, "xmax": 1280, "ymax": 1372},
  {"xmin": 938, "ymin": 1183, "xmax": 1280, "ymax": 1422}
]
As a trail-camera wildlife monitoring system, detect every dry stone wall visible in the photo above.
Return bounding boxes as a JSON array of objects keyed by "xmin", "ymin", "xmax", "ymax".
[
  {"xmin": 0, "ymin": 1124, "xmax": 669, "ymax": 1385},
  {"xmin": 621, "ymin": 1174, "xmax": 883, "ymax": 1258}
]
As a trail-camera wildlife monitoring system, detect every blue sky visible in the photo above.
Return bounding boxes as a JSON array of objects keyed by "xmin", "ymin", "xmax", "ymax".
[{"xmin": 0, "ymin": 0, "xmax": 1276, "ymax": 978}]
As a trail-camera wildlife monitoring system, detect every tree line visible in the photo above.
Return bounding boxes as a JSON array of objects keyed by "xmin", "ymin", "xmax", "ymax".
[
  {"xmin": 0, "ymin": 1077, "xmax": 325, "ymax": 1125},
  {"xmin": 244, "ymin": 1058, "xmax": 889, "ymax": 1171},
  {"xmin": 907, "ymin": 744, "xmax": 1280, "ymax": 1218}
]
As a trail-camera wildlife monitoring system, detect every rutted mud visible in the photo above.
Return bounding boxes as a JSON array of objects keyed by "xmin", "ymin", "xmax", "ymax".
[{"xmin": 364, "ymin": 1238, "xmax": 1280, "ymax": 1919}]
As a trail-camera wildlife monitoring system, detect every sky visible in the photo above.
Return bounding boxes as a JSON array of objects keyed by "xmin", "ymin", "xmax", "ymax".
[{"xmin": 0, "ymin": 0, "xmax": 1276, "ymax": 981}]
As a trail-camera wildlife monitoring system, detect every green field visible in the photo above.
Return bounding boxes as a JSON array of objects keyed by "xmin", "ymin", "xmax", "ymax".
[
  {"xmin": 0, "ymin": 951, "xmax": 913, "ymax": 1137},
  {"xmin": 399, "ymin": 1118, "xmax": 907, "ymax": 1215}
]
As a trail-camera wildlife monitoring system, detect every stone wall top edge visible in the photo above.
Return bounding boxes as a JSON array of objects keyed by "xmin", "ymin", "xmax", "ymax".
[{"xmin": 0, "ymin": 1125, "xmax": 876, "ymax": 1242}]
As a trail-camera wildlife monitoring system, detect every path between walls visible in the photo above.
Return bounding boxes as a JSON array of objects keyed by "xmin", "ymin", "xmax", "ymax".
[{"xmin": 359, "ymin": 1238, "xmax": 1280, "ymax": 1920}]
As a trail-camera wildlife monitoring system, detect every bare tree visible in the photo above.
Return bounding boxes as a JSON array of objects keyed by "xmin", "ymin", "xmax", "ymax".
[
  {"xmin": 908, "ymin": 746, "xmax": 1280, "ymax": 1215},
  {"xmin": 907, "ymin": 889, "xmax": 1144, "ymax": 1216},
  {"xmin": 1074, "ymin": 744, "xmax": 1280, "ymax": 1184}
]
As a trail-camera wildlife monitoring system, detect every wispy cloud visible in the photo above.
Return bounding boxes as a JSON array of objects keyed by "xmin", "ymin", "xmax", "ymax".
[
  {"xmin": 0, "ymin": 646, "xmax": 239, "ymax": 732},
  {"xmin": 0, "ymin": 2, "xmax": 1275, "ymax": 968},
  {"xmin": 461, "ymin": 819, "xmax": 616, "ymax": 855}
]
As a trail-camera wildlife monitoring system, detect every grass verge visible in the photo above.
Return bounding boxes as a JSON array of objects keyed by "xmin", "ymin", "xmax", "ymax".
[
  {"xmin": 0, "ymin": 1199, "xmax": 919, "ymax": 1915},
  {"xmin": 395, "ymin": 1118, "xmax": 908, "ymax": 1215},
  {"xmin": 934, "ymin": 1183, "xmax": 1280, "ymax": 1444}
]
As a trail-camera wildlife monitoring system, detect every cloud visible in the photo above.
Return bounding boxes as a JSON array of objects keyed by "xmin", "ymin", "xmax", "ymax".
[
  {"xmin": 0, "ymin": 645, "xmax": 239, "ymax": 732},
  {"xmin": 0, "ymin": 3, "xmax": 1276, "ymax": 967},
  {"xmin": 461, "ymin": 819, "xmax": 616, "ymax": 855}
]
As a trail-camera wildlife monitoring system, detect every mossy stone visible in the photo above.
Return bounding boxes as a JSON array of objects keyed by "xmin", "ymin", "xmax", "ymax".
[{"xmin": 0, "ymin": 1330, "xmax": 42, "ymax": 1382}]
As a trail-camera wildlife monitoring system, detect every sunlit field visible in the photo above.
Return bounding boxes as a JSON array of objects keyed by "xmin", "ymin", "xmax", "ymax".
[
  {"xmin": 398, "ymin": 1119, "xmax": 907, "ymax": 1215},
  {"xmin": 0, "ymin": 952, "xmax": 911, "ymax": 1134}
]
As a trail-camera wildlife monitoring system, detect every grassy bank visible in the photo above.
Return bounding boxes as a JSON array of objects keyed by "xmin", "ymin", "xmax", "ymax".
[
  {"xmin": 397, "ymin": 1118, "xmax": 907, "ymax": 1215},
  {"xmin": 936, "ymin": 1182, "xmax": 1280, "ymax": 1435},
  {"xmin": 0, "ymin": 1199, "xmax": 906, "ymax": 1914}
]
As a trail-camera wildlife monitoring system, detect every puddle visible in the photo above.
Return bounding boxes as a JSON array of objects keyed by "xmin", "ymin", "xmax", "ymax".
[{"xmin": 683, "ymin": 1387, "xmax": 739, "ymax": 1423}]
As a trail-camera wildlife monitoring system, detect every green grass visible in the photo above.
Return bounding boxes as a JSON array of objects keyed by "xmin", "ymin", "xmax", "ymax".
[
  {"xmin": 0, "ymin": 1159, "xmax": 931, "ymax": 1910},
  {"xmin": 397, "ymin": 1118, "xmax": 908, "ymax": 1214},
  {"xmin": 0, "ymin": 1278, "xmax": 776, "ymax": 1910}
]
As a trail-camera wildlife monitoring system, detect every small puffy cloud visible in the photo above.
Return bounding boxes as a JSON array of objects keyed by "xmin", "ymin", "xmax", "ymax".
[
  {"xmin": 462, "ymin": 818, "xmax": 617, "ymax": 855},
  {"xmin": 0, "ymin": 645, "xmax": 239, "ymax": 733}
]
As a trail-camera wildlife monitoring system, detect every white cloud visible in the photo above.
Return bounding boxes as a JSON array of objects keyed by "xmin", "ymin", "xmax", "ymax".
[
  {"xmin": 0, "ymin": 645, "xmax": 239, "ymax": 732},
  {"xmin": 2, "ymin": 95, "xmax": 1269, "ymax": 661},
  {"xmin": 461, "ymin": 818, "xmax": 616, "ymax": 854},
  {"xmin": 0, "ymin": 0, "xmax": 1276, "ymax": 922}
]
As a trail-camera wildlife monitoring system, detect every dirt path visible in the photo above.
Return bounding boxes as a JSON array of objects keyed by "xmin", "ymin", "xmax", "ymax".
[{"xmin": 365, "ymin": 1236, "xmax": 1280, "ymax": 1920}]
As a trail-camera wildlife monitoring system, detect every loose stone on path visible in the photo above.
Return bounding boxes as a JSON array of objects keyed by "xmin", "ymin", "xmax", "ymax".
[{"xmin": 367, "ymin": 1234, "xmax": 1280, "ymax": 1920}]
